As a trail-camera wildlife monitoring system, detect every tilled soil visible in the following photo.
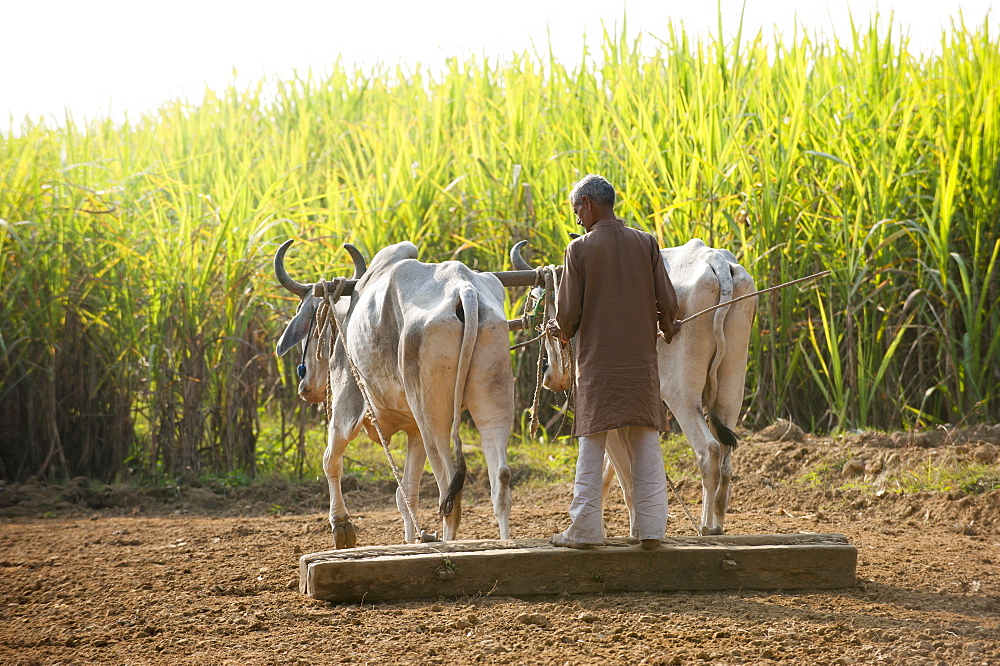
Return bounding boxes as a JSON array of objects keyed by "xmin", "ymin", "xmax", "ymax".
[{"xmin": 1, "ymin": 428, "xmax": 998, "ymax": 665}]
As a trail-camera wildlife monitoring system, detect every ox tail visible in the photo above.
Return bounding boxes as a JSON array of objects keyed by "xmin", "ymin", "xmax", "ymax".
[
  {"xmin": 710, "ymin": 411, "xmax": 739, "ymax": 450},
  {"xmin": 704, "ymin": 254, "xmax": 735, "ymax": 413},
  {"xmin": 441, "ymin": 286, "xmax": 477, "ymax": 517}
]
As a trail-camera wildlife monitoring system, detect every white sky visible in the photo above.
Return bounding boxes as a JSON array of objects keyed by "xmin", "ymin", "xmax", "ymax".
[{"xmin": 1, "ymin": 0, "xmax": 996, "ymax": 127}]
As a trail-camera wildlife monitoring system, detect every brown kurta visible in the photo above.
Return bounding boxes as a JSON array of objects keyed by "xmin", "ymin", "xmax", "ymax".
[{"xmin": 556, "ymin": 219, "xmax": 678, "ymax": 436}]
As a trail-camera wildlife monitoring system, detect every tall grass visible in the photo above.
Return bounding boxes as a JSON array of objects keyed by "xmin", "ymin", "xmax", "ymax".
[{"xmin": 1, "ymin": 13, "xmax": 998, "ymax": 481}]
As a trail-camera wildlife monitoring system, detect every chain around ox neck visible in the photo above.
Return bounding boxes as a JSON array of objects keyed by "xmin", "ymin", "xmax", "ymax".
[{"xmin": 313, "ymin": 277, "xmax": 432, "ymax": 543}]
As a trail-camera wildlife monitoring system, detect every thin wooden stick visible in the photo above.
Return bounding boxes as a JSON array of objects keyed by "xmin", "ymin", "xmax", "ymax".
[{"xmin": 677, "ymin": 270, "xmax": 832, "ymax": 325}]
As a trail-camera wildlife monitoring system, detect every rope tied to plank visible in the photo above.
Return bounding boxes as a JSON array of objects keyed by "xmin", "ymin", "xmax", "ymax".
[
  {"xmin": 667, "ymin": 473, "xmax": 702, "ymax": 535},
  {"xmin": 314, "ymin": 278, "xmax": 437, "ymax": 544}
]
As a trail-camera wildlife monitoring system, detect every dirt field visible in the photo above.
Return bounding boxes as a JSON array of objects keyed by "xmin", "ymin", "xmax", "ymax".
[{"xmin": 2, "ymin": 425, "xmax": 998, "ymax": 665}]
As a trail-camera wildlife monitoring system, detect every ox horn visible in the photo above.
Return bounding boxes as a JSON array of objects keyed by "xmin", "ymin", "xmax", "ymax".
[
  {"xmin": 510, "ymin": 240, "xmax": 532, "ymax": 271},
  {"xmin": 274, "ymin": 239, "xmax": 312, "ymax": 298},
  {"xmin": 345, "ymin": 243, "xmax": 367, "ymax": 279},
  {"xmin": 493, "ymin": 240, "xmax": 564, "ymax": 289},
  {"xmin": 492, "ymin": 240, "xmax": 540, "ymax": 288},
  {"xmin": 276, "ymin": 239, "xmax": 367, "ymax": 299}
]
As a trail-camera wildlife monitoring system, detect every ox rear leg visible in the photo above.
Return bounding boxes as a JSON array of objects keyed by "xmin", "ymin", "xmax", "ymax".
[
  {"xmin": 714, "ymin": 444, "xmax": 734, "ymax": 534},
  {"xmin": 417, "ymin": 435, "xmax": 463, "ymax": 542},
  {"xmin": 465, "ymin": 367, "xmax": 514, "ymax": 541},
  {"xmin": 440, "ymin": 489, "xmax": 463, "ymax": 541},
  {"xmin": 661, "ymin": 400, "xmax": 724, "ymax": 536},
  {"xmin": 465, "ymin": 327, "xmax": 516, "ymax": 540},
  {"xmin": 494, "ymin": 465, "xmax": 512, "ymax": 540},
  {"xmin": 492, "ymin": 466, "xmax": 512, "ymax": 540},
  {"xmin": 673, "ymin": 407, "xmax": 724, "ymax": 535},
  {"xmin": 484, "ymin": 459, "xmax": 512, "ymax": 541},
  {"xmin": 323, "ymin": 434, "xmax": 357, "ymax": 549},
  {"xmin": 397, "ymin": 432, "xmax": 427, "ymax": 544},
  {"xmin": 697, "ymin": 439, "xmax": 725, "ymax": 537},
  {"xmin": 696, "ymin": 442, "xmax": 725, "ymax": 536},
  {"xmin": 599, "ymin": 456, "xmax": 618, "ymax": 539},
  {"xmin": 416, "ymin": 433, "xmax": 463, "ymax": 541},
  {"xmin": 600, "ymin": 456, "xmax": 617, "ymax": 504},
  {"xmin": 332, "ymin": 515, "xmax": 357, "ymax": 550},
  {"xmin": 417, "ymin": 429, "xmax": 463, "ymax": 541},
  {"xmin": 474, "ymin": 421, "xmax": 512, "ymax": 540},
  {"xmin": 603, "ymin": 430, "xmax": 635, "ymax": 538},
  {"xmin": 707, "ymin": 415, "xmax": 738, "ymax": 534}
]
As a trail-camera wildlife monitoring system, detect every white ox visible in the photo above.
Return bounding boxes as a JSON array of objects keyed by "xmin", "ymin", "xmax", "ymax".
[
  {"xmin": 514, "ymin": 238, "xmax": 756, "ymax": 536},
  {"xmin": 275, "ymin": 240, "xmax": 515, "ymax": 548}
]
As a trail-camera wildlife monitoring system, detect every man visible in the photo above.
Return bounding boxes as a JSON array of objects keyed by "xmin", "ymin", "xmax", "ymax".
[{"xmin": 547, "ymin": 174, "xmax": 681, "ymax": 550}]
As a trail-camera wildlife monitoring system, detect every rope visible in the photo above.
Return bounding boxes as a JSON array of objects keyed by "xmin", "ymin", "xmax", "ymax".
[
  {"xmin": 510, "ymin": 329, "xmax": 545, "ymax": 351},
  {"xmin": 509, "ymin": 279, "xmax": 547, "ymax": 351},
  {"xmin": 551, "ymin": 376, "xmax": 574, "ymax": 440},
  {"xmin": 529, "ymin": 336, "xmax": 545, "ymax": 437},
  {"xmin": 521, "ymin": 264, "xmax": 577, "ymax": 440},
  {"xmin": 665, "ymin": 472, "xmax": 701, "ymax": 534},
  {"xmin": 527, "ymin": 267, "xmax": 551, "ymax": 437},
  {"xmin": 314, "ymin": 278, "xmax": 430, "ymax": 543},
  {"xmin": 677, "ymin": 269, "xmax": 832, "ymax": 325}
]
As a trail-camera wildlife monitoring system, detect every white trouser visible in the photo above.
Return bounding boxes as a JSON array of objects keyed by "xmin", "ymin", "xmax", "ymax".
[{"xmin": 562, "ymin": 425, "xmax": 667, "ymax": 544}]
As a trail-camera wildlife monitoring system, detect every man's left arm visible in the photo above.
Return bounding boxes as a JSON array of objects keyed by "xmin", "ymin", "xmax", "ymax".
[
  {"xmin": 652, "ymin": 244, "xmax": 681, "ymax": 342},
  {"xmin": 552, "ymin": 243, "xmax": 584, "ymax": 343}
]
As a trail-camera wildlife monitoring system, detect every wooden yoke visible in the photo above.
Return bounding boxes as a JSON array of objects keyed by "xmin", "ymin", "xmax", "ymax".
[
  {"xmin": 311, "ymin": 268, "xmax": 563, "ymax": 331},
  {"xmin": 304, "ymin": 241, "xmax": 562, "ymax": 331},
  {"xmin": 312, "ymin": 279, "xmax": 360, "ymax": 297},
  {"xmin": 494, "ymin": 267, "xmax": 564, "ymax": 330},
  {"xmin": 309, "ymin": 269, "xmax": 560, "ymax": 297}
]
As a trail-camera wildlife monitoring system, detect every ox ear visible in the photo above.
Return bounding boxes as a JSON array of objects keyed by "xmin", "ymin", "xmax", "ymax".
[{"xmin": 276, "ymin": 299, "xmax": 317, "ymax": 357}]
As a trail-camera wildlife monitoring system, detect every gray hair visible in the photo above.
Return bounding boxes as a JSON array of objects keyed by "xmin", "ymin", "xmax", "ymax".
[{"xmin": 569, "ymin": 174, "xmax": 616, "ymax": 208}]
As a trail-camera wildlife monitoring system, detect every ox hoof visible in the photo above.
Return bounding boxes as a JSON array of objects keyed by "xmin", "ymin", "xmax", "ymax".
[
  {"xmin": 332, "ymin": 519, "xmax": 358, "ymax": 549},
  {"xmin": 700, "ymin": 525, "xmax": 724, "ymax": 536}
]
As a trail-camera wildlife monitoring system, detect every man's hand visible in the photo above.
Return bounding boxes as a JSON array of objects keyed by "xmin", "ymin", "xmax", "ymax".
[
  {"xmin": 546, "ymin": 319, "xmax": 568, "ymax": 344},
  {"xmin": 659, "ymin": 319, "xmax": 682, "ymax": 344}
]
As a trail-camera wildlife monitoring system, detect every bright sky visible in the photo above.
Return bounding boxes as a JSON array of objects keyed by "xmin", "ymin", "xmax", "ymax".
[{"xmin": 2, "ymin": 0, "xmax": 996, "ymax": 127}]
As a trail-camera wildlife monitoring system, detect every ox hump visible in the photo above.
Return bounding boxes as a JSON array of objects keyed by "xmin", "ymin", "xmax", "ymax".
[{"xmin": 367, "ymin": 241, "xmax": 419, "ymax": 270}]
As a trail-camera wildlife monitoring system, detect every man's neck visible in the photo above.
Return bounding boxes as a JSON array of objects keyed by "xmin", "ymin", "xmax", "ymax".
[{"xmin": 586, "ymin": 217, "xmax": 620, "ymax": 231}]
